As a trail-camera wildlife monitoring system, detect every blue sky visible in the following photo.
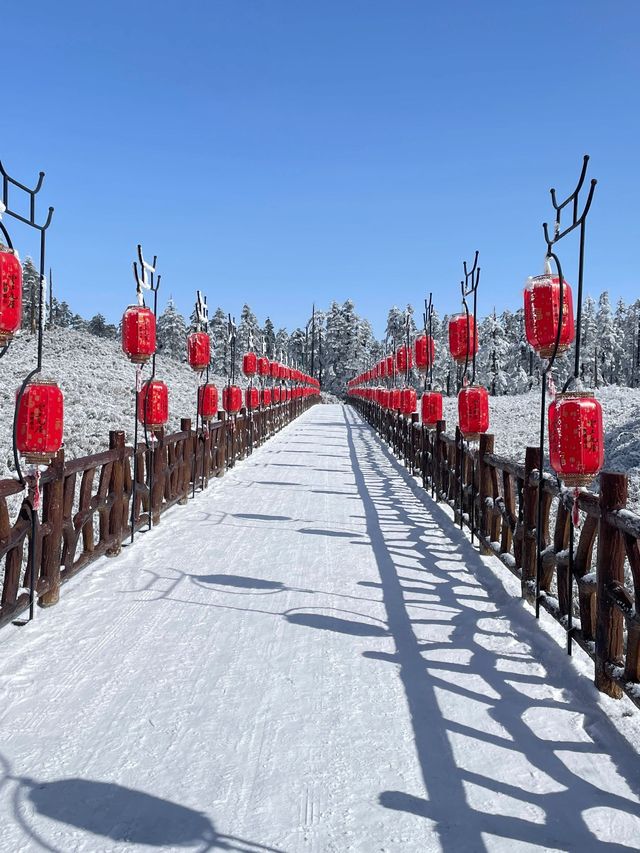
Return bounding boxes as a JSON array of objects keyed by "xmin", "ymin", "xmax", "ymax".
[{"xmin": 2, "ymin": 1, "xmax": 638, "ymax": 335}]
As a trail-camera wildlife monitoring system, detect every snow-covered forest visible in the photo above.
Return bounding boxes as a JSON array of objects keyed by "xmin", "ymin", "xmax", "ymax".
[{"xmin": 20, "ymin": 254, "xmax": 640, "ymax": 397}]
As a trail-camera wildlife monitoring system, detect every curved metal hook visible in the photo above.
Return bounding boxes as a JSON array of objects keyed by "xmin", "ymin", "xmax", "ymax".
[{"xmin": 550, "ymin": 154, "xmax": 589, "ymax": 212}]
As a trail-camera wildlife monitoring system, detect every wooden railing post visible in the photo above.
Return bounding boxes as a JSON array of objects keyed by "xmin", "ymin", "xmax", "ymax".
[
  {"xmin": 521, "ymin": 446, "xmax": 540, "ymax": 599},
  {"xmin": 410, "ymin": 413, "xmax": 419, "ymax": 472},
  {"xmin": 595, "ymin": 472, "xmax": 627, "ymax": 698},
  {"xmin": 218, "ymin": 412, "xmax": 227, "ymax": 473},
  {"xmin": 478, "ymin": 434, "xmax": 494, "ymax": 553},
  {"xmin": 435, "ymin": 420, "xmax": 445, "ymax": 500},
  {"xmin": 180, "ymin": 418, "xmax": 192, "ymax": 504},
  {"xmin": 39, "ymin": 449, "xmax": 65, "ymax": 607},
  {"xmin": 106, "ymin": 431, "xmax": 126, "ymax": 557},
  {"xmin": 151, "ymin": 430, "xmax": 165, "ymax": 525},
  {"xmin": 454, "ymin": 426, "xmax": 463, "ymax": 525}
]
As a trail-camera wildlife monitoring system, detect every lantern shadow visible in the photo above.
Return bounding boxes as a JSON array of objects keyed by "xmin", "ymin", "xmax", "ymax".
[
  {"xmin": 195, "ymin": 574, "xmax": 287, "ymax": 592},
  {"xmin": 232, "ymin": 513, "xmax": 291, "ymax": 522},
  {"xmin": 298, "ymin": 527, "xmax": 363, "ymax": 539},
  {"xmin": 284, "ymin": 609, "xmax": 388, "ymax": 637},
  {"xmin": 0, "ymin": 757, "xmax": 284, "ymax": 853}
]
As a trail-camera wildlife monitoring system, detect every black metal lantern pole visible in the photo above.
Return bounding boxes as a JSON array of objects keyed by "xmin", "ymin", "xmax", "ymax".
[
  {"xmin": 0, "ymin": 162, "xmax": 53, "ymax": 367},
  {"xmin": 227, "ymin": 314, "xmax": 237, "ymax": 467},
  {"xmin": 534, "ymin": 156, "xmax": 596, "ymax": 658},
  {"xmin": 458, "ymin": 252, "xmax": 480, "ymax": 540},
  {"xmin": 130, "ymin": 245, "xmax": 160, "ymax": 542},
  {"xmin": 247, "ymin": 328, "xmax": 255, "ymax": 454},
  {"xmin": 192, "ymin": 290, "xmax": 210, "ymax": 497},
  {"xmin": 404, "ymin": 310, "xmax": 411, "ymax": 386},
  {"xmin": 0, "ymin": 161, "xmax": 54, "ymax": 624},
  {"xmin": 424, "ymin": 293, "xmax": 438, "ymax": 500}
]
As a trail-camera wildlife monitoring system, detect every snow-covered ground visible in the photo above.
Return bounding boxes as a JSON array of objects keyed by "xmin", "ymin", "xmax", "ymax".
[
  {"xmin": 0, "ymin": 328, "xmax": 238, "ymax": 478},
  {"xmin": 1, "ymin": 403, "xmax": 639, "ymax": 852},
  {"xmin": 439, "ymin": 386, "xmax": 640, "ymax": 512}
]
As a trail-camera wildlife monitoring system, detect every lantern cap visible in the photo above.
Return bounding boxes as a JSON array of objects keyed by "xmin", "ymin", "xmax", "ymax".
[
  {"xmin": 524, "ymin": 272, "xmax": 568, "ymax": 289},
  {"xmin": 554, "ymin": 389, "xmax": 595, "ymax": 400}
]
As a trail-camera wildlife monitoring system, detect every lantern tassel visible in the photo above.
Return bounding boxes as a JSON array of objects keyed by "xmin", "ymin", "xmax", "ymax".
[
  {"xmin": 546, "ymin": 374, "xmax": 557, "ymax": 401},
  {"xmin": 30, "ymin": 469, "xmax": 41, "ymax": 511},
  {"xmin": 572, "ymin": 487, "xmax": 580, "ymax": 527}
]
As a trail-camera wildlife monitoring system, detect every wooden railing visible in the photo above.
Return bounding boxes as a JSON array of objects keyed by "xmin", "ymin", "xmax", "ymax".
[
  {"xmin": 351, "ymin": 397, "xmax": 640, "ymax": 709},
  {"xmin": 0, "ymin": 398, "xmax": 317, "ymax": 629}
]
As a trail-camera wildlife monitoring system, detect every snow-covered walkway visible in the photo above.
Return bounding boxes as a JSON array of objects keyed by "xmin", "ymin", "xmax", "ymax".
[{"xmin": 1, "ymin": 404, "xmax": 640, "ymax": 852}]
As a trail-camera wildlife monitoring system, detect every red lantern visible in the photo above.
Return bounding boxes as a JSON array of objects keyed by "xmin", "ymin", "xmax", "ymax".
[
  {"xmin": 548, "ymin": 392, "xmax": 604, "ymax": 486},
  {"xmin": 187, "ymin": 331, "xmax": 211, "ymax": 372},
  {"xmin": 524, "ymin": 274, "xmax": 575, "ymax": 358},
  {"xmin": 415, "ymin": 335, "xmax": 435, "ymax": 372},
  {"xmin": 137, "ymin": 379, "xmax": 169, "ymax": 430},
  {"xmin": 400, "ymin": 388, "xmax": 417, "ymax": 415},
  {"xmin": 379, "ymin": 388, "xmax": 390, "ymax": 408},
  {"xmin": 278, "ymin": 364, "xmax": 287, "ymax": 380},
  {"xmin": 243, "ymin": 352, "xmax": 257, "ymax": 377},
  {"xmin": 386, "ymin": 355, "xmax": 394, "ymax": 376},
  {"xmin": 245, "ymin": 386, "xmax": 259, "ymax": 410},
  {"xmin": 448, "ymin": 314, "xmax": 478, "ymax": 364},
  {"xmin": 262, "ymin": 388, "xmax": 272, "ymax": 407},
  {"xmin": 379, "ymin": 359, "xmax": 387, "ymax": 379},
  {"xmin": 0, "ymin": 249, "xmax": 22, "ymax": 346},
  {"xmin": 16, "ymin": 380, "xmax": 64, "ymax": 465},
  {"xmin": 257, "ymin": 357, "xmax": 270, "ymax": 377},
  {"xmin": 421, "ymin": 391, "xmax": 443, "ymax": 426},
  {"xmin": 273, "ymin": 386, "xmax": 281, "ymax": 403},
  {"xmin": 197, "ymin": 383, "xmax": 219, "ymax": 420},
  {"xmin": 458, "ymin": 385, "xmax": 489, "ymax": 440},
  {"xmin": 223, "ymin": 385, "xmax": 243, "ymax": 414},
  {"xmin": 269, "ymin": 361, "xmax": 280, "ymax": 380},
  {"xmin": 122, "ymin": 305, "xmax": 156, "ymax": 364},
  {"xmin": 390, "ymin": 389, "xmax": 402, "ymax": 411},
  {"xmin": 396, "ymin": 346, "xmax": 413, "ymax": 373}
]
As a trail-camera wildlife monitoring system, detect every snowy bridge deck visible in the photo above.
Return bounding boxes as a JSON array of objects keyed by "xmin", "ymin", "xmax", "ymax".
[{"xmin": 1, "ymin": 404, "xmax": 640, "ymax": 852}]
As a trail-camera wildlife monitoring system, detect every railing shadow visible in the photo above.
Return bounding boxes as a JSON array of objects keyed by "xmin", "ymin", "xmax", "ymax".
[{"xmin": 342, "ymin": 405, "xmax": 640, "ymax": 852}]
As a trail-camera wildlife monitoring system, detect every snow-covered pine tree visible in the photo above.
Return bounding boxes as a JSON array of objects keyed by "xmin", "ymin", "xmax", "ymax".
[
  {"xmin": 597, "ymin": 292, "xmax": 617, "ymax": 385},
  {"xmin": 262, "ymin": 318, "xmax": 276, "ymax": 358},
  {"xmin": 275, "ymin": 327, "xmax": 289, "ymax": 363},
  {"xmin": 209, "ymin": 307, "xmax": 228, "ymax": 374},
  {"xmin": 288, "ymin": 328, "xmax": 305, "ymax": 369},
  {"xmin": 21, "ymin": 257, "xmax": 39, "ymax": 333},
  {"xmin": 613, "ymin": 298, "xmax": 629, "ymax": 384},
  {"xmin": 580, "ymin": 295, "xmax": 597, "ymax": 384},
  {"xmin": 237, "ymin": 304, "xmax": 261, "ymax": 368},
  {"xmin": 479, "ymin": 309, "xmax": 509, "ymax": 394},
  {"xmin": 157, "ymin": 298, "xmax": 188, "ymax": 361}
]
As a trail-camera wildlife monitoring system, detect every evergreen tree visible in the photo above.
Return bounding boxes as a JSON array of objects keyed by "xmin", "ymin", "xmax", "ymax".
[
  {"xmin": 263, "ymin": 317, "xmax": 276, "ymax": 358},
  {"xmin": 157, "ymin": 297, "xmax": 188, "ymax": 361},
  {"xmin": 87, "ymin": 314, "xmax": 108, "ymax": 338},
  {"xmin": 21, "ymin": 257, "xmax": 39, "ymax": 333},
  {"xmin": 209, "ymin": 307, "xmax": 228, "ymax": 374},
  {"xmin": 580, "ymin": 296, "xmax": 597, "ymax": 384},
  {"xmin": 597, "ymin": 292, "xmax": 617, "ymax": 385},
  {"xmin": 275, "ymin": 328, "xmax": 289, "ymax": 363},
  {"xmin": 237, "ymin": 304, "xmax": 261, "ymax": 370}
]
